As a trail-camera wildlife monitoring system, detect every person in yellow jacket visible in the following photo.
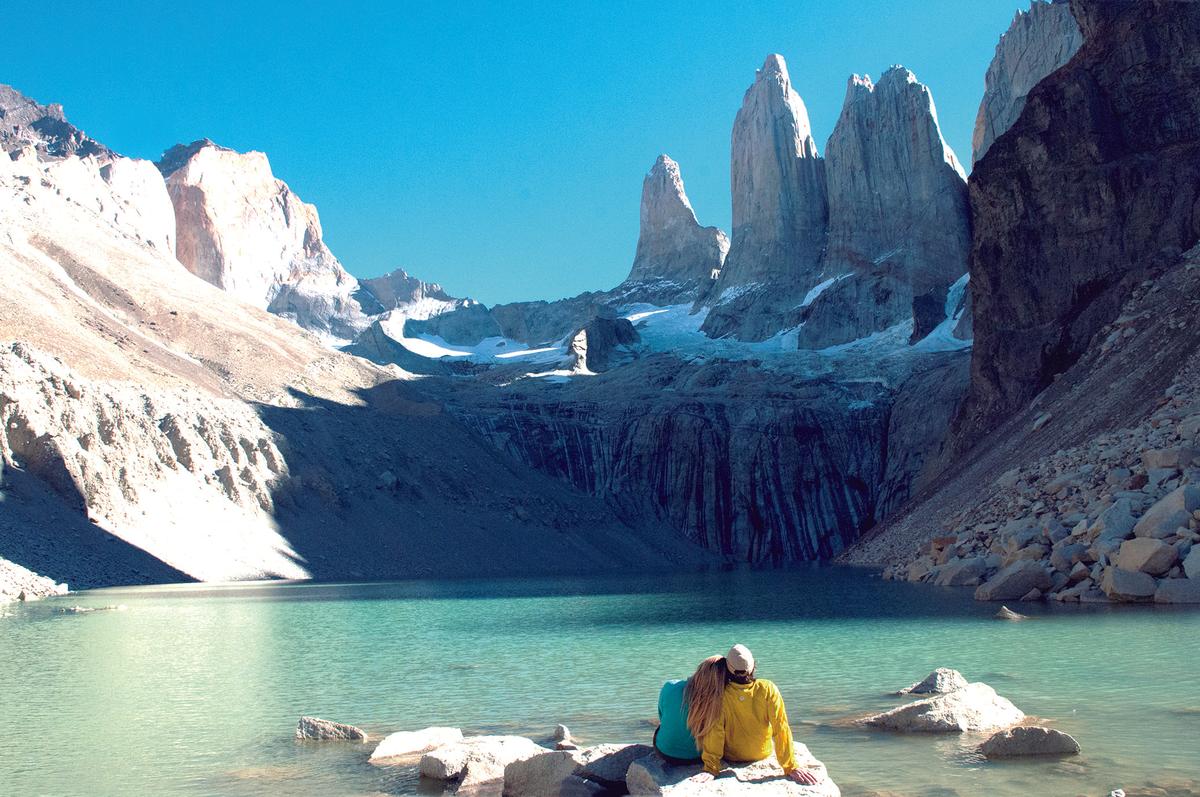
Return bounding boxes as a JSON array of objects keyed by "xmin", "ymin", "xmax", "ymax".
[{"xmin": 689, "ymin": 644, "xmax": 820, "ymax": 786}]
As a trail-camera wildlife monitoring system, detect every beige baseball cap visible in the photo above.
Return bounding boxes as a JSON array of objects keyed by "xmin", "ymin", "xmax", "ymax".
[{"xmin": 725, "ymin": 644, "xmax": 755, "ymax": 673}]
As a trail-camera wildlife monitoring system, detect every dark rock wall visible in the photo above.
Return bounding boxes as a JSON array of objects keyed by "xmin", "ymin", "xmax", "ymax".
[{"xmin": 953, "ymin": 0, "xmax": 1200, "ymax": 453}]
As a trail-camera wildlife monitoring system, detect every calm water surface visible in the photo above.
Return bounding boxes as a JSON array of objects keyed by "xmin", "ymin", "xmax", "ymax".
[{"xmin": 2, "ymin": 567, "xmax": 1198, "ymax": 796}]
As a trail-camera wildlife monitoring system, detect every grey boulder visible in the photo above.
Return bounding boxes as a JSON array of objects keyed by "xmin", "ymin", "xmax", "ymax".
[
  {"xmin": 504, "ymin": 743, "xmax": 653, "ymax": 796},
  {"xmin": 1100, "ymin": 568, "xmax": 1158, "ymax": 602},
  {"xmin": 974, "ymin": 560, "xmax": 1052, "ymax": 601},
  {"xmin": 420, "ymin": 735, "xmax": 548, "ymax": 788},
  {"xmin": 979, "ymin": 726, "xmax": 1080, "ymax": 758},
  {"xmin": 295, "ymin": 716, "xmax": 367, "ymax": 742},
  {"xmin": 1117, "ymin": 538, "xmax": 1178, "ymax": 576},
  {"xmin": 1133, "ymin": 486, "xmax": 1200, "ymax": 539},
  {"xmin": 1155, "ymin": 578, "xmax": 1200, "ymax": 604}
]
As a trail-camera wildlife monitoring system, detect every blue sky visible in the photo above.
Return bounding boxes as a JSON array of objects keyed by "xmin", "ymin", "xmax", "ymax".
[{"xmin": 3, "ymin": 1, "xmax": 1028, "ymax": 305}]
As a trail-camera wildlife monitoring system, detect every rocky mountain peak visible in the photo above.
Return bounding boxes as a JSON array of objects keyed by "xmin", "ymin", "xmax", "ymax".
[
  {"xmin": 972, "ymin": 0, "xmax": 1083, "ymax": 165},
  {"xmin": 0, "ymin": 83, "xmax": 112, "ymax": 161},
  {"xmin": 700, "ymin": 53, "xmax": 828, "ymax": 338},
  {"xmin": 793, "ymin": 64, "xmax": 970, "ymax": 349},
  {"xmin": 158, "ymin": 139, "xmax": 370, "ymax": 344},
  {"xmin": 357, "ymin": 268, "xmax": 454, "ymax": 315},
  {"xmin": 624, "ymin": 154, "xmax": 728, "ymax": 287},
  {"xmin": 155, "ymin": 139, "xmax": 230, "ymax": 177}
]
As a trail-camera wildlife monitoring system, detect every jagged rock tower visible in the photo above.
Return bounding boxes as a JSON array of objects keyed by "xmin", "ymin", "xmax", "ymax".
[
  {"xmin": 625, "ymin": 154, "xmax": 728, "ymax": 287},
  {"xmin": 797, "ymin": 67, "xmax": 970, "ymax": 348}
]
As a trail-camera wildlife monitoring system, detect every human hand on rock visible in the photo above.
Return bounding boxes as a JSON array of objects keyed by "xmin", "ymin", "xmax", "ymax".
[{"xmin": 787, "ymin": 768, "xmax": 820, "ymax": 785}]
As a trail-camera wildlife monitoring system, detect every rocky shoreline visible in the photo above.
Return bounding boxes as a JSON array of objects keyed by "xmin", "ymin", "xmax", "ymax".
[
  {"xmin": 292, "ymin": 668, "xmax": 1095, "ymax": 796},
  {"xmin": 0, "ymin": 554, "xmax": 67, "ymax": 602},
  {"xmin": 879, "ymin": 372, "xmax": 1200, "ymax": 605}
]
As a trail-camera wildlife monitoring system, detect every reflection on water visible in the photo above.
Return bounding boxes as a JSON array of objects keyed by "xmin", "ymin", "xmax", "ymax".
[{"xmin": 2, "ymin": 566, "xmax": 1198, "ymax": 796}]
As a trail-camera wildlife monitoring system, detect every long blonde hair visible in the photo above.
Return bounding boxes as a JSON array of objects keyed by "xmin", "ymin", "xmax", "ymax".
[{"xmin": 684, "ymin": 655, "xmax": 727, "ymax": 742}]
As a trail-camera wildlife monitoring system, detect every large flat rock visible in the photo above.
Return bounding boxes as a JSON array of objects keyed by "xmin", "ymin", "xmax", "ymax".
[
  {"xmin": 625, "ymin": 749, "xmax": 838, "ymax": 796},
  {"xmin": 864, "ymin": 682, "xmax": 1024, "ymax": 733},
  {"xmin": 369, "ymin": 726, "xmax": 463, "ymax": 763}
]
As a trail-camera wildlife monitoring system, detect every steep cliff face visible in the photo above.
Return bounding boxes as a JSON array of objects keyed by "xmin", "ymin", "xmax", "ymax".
[
  {"xmin": 158, "ymin": 140, "xmax": 371, "ymax": 344},
  {"xmin": 954, "ymin": 0, "xmax": 1200, "ymax": 453},
  {"xmin": 440, "ymin": 349, "xmax": 968, "ymax": 562},
  {"xmin": 625, "ymin": 154, "xmax": 728, "ymax": 290},
  {"xmin": 700, "ymin": 61, "xmax": 969, "ymax": 347},
  {"xmin": 972, "ymin": 0, "xmax": 1083, "ymax": 165},
  {"xmin": 798, "ymin": 68, "xmax": 969, "ymax": 349},
  {"xmin": 702, "ymin": 55, "xmax": 826, "ymax": 340}
]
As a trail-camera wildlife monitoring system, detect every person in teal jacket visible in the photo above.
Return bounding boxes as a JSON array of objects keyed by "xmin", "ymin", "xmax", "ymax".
[{"xmin": 653, "ymin": 655, "xmax": 723, "ymax": 763}]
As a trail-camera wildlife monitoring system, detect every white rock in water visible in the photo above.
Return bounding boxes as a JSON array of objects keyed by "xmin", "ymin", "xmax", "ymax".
[
  {"xmin": 897, "ymin": 667, "xmax": 969, "ymax": 695},
  {"xmin": 979, "ymin": 726, "xmax": 1080, "ymax": 758},
  {"xmin": 418, "ymin": 735, "xmax": 547, "ymax": 781},
  {"xmin": 625, "ymin": 155, "xmax": 728, "ymax": 286},
  {"xmin": 369, "ymin": 726, "xmax": 463, "ymax": 763},
  {"xmin": 624, "ymin": 748, "xmax": 839, "ymax": 796},
  {"xmin": 863, "ymin": 682, "xmax": 1025, "ymax": 733},
  {"xmin": 295, "ymin": 715, "xmax": 367, "ymax": 741},
  {"xmin": 972, "ymin": 0, "xmax": 1084, "ymax": 164},
  {"xmin": 995, "ymin": 605, "xmax": 1028, "ymax": 621},
  {"xmin": 720, "ymin": 54, "xmax": 827, "ymax": 291},
  {"xmin": 158, "ymin": 139, "xmax": 371, "ymax": 344}
]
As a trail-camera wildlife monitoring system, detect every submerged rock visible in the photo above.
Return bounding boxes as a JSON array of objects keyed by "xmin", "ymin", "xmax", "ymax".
[
  {"xmin": 863, "ymin": 682, "xmax": 1024, "ymax": 733},
  {"xmin": 995, "ymin": 605, "xmax": 1028, "ymax": 621},
  {"xmin": 369, "ymin": 726, "xmax": 463, "ymax": 763},
  {"xmin": 897, "ymin": 668, "xmax": 968, "ymax": 695},
  {"xmin": 979, "ymin": 726, "xmax": 1080, "ymax": 758},
  {"xmin": 295, "ymin": 716, "xmax": 367, "ymax": 742},
  {"xmin": 624, "ymin": 748, "xmax": 839, "ymax": 796}
]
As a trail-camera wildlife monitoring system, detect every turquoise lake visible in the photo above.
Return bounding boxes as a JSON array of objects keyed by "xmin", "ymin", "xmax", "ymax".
[{"xmin": 2, "ymin": 567, "xmax": 1198, "ymax": 796}]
